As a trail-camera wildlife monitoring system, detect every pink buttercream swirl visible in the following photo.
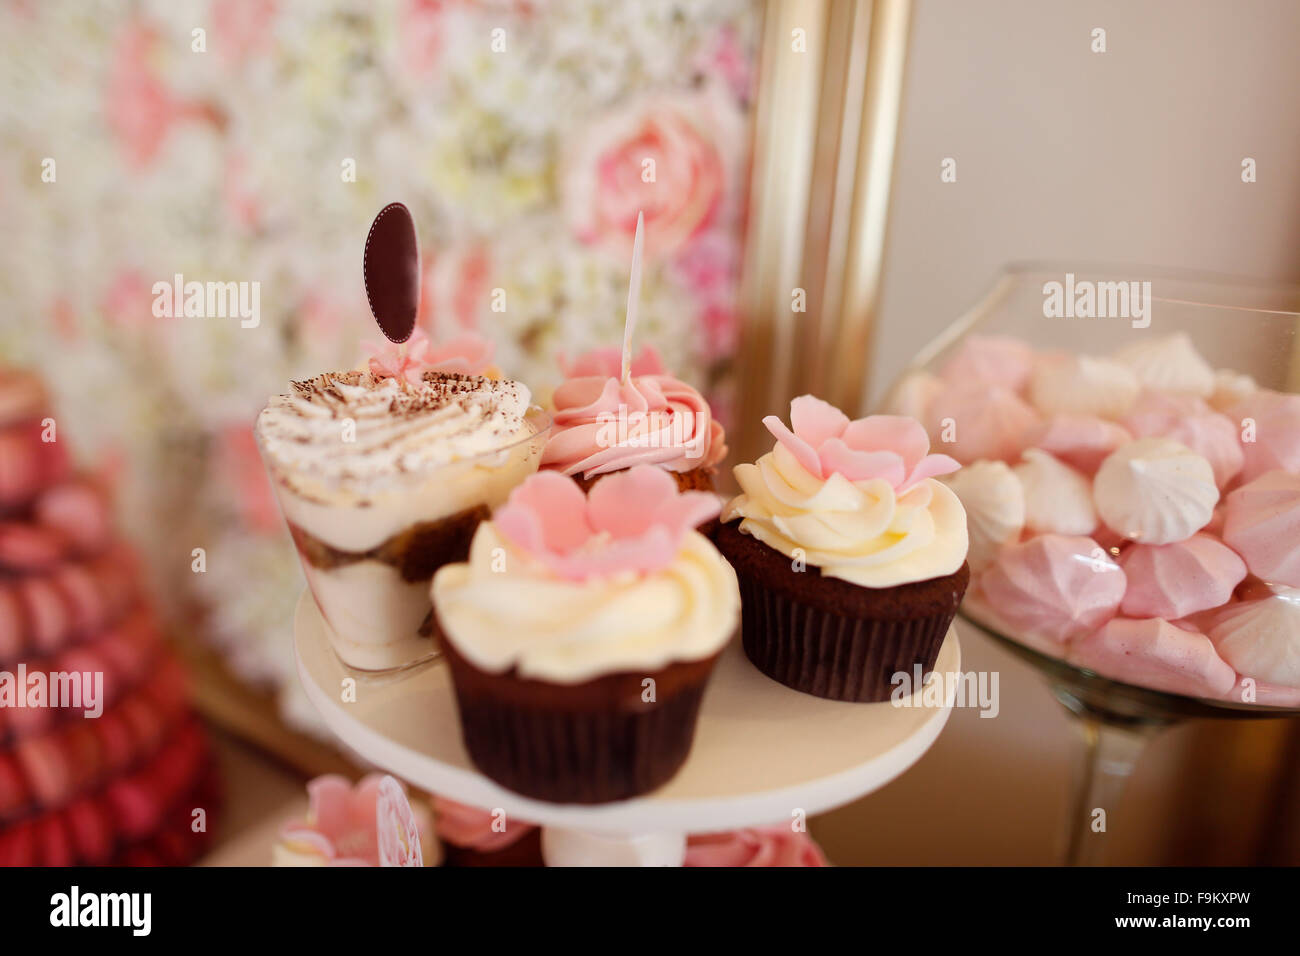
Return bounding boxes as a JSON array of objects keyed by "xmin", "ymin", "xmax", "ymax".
[
  {"xmin": 684, "ymin": 826, "xmax": 829, "ymax": 867},
  {"xmin": 432, "ymin": 796, "xmax": 536, "ymax": 852},
  {"xmin": 495, "ymin": 467, "xmax": 720, "ymax": 581},
  {"xmin": 765, "ymin": 395, "xmax": 960, "ymax": 492},
  {"xmin": 364, "ymin": 328, "xmax": 495, "ymax": 383},
  {"xmin": 543, "ymin": 365, "xmax": 726, "ymax": 477}
]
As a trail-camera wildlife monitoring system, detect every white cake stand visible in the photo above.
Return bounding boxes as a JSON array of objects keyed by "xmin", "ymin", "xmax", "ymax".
[{"xmin": 293, "ymin": 591, "xmax": 962, "ymax": 865}]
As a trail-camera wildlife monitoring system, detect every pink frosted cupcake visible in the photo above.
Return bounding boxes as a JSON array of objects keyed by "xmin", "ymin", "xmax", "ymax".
[{"xmin": 542, "ymin": 346, "xmax": 726, "ymax": 493}]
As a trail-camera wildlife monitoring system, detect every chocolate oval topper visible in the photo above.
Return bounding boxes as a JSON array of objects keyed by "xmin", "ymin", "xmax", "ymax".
[{"xmin": 363, "ymin": 202, "xmax": 420, "ymax": 343}]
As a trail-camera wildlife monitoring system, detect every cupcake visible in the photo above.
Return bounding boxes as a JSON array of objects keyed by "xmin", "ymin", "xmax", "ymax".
[
  {"xmin": 431, "ymin": 465, "xmax": 739, "ymax": 803},
  {"xmin": 541, "ymin": 345, "xmax": 726, "ymax": 493},
  {"xmin": 716, "ymin": 396, "xmax": 969, "ymax": 702}
]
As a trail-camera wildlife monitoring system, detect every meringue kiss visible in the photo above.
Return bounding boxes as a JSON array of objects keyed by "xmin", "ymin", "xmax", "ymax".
[{"xmin": 1093, "ymin": 437, "xmax": 1218, "ymax": 545}]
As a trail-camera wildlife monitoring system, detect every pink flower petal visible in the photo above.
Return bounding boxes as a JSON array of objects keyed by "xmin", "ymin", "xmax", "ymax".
[
  {"xmin": 842, "ymin": 415, "xmax": 931, "ymax": 471},
  {"xmin": 496, "ymin": 472, "xmax": 591, "ymax": 555},
  {"xmin": 652, "ymin": 490, "xmax": 723, "ymax": 537},
  {"xmin": 818, "ymin": 438, "xmax": 906, "ymax": 485},
  {"xmin": 899, "ymin": 453, "xmax": 961, "ymax": 492},
  {"xmin": 789, "ymin": 394, "xmax": 849, "ymax": 448},
  {"xmin": 762, "ymin": 414, "xmax": 823, "ymax": 478},
  {"xmin": 586, "ymin": 465, "xmax": 679, "ymax": 537},
  {"xmin": 306, "ymin": 775, "xmax": 360, "ymax": 839}
]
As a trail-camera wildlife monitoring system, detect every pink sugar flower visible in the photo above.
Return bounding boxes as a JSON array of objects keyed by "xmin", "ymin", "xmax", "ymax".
[
  {"xmin": 763, "ymin": 395, "xmax": 960, "ymax": 491},
  {"xmin": 365, "ymin": 328, "xmax": 495, "ymax": 383},
  {"xmin": 494, "ymin": 467, "xmax": 719, "ymax": 581}
]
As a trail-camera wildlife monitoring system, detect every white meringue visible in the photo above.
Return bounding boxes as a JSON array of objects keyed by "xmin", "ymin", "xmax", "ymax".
[
  {"xmin": 1209, "ymin": 368, "xmax": 1257, "ymax": 412},
  {"xmin": 942, "ymin": 460, "xmax": 1025, "ymax": 571},
  {"xmin": 1093, "ymin": 437, "xmax": 1219, "ymax": 544},
  {"xmin": 1207, "ymin": 587, "xmax": 1300, "ymax": 688},
  {"xmin": 1013, "ymin": 449, "xmax": 1096, "ymax": 536},
  {"xmin": 1112, "ymin": 332, "xmax": 1215, "ymax": 398},
  {"xmin": 1029, "ymin": 354, "xmax": 1139, "ymax": 419}
]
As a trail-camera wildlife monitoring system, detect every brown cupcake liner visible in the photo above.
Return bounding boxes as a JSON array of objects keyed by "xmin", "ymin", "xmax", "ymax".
[
  {"xmin": 734, "ymin": 565, "xmax": 958, "ymax": 703},
  {"xmin": 439, "ymin": 632, "xmax": 719, "ymax": 804}
]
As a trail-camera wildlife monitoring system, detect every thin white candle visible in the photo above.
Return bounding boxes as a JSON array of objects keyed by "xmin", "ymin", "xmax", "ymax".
[{"xmin": 621, "ymin": 211, "xmax": 645, "ymax": 384}]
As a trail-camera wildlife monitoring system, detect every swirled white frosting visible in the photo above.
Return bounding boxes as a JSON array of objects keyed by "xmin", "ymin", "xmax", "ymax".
[
  {"xmin": 721, "ymin": 442, "xmax": 968, "ymax": 588},
  {"xmin": 257, "ymin": 370, "xmax": 533, "ymax": 501},
  {"xmin": 431, "ymin": 523, "xmax": 740, "ymax": 683}
]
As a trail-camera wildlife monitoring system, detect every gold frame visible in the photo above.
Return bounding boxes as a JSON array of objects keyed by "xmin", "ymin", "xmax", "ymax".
[{"xmin": 735, "ymin": 0, "xmax": 914, "ymax": 463}]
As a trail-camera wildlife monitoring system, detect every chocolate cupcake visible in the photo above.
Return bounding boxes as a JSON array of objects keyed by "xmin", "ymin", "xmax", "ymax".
[
  {"xmin": 716, "ymin": 396, "xmax": 970, "ymax": 702},
  {"xmin": 541, "ymin": 346, "xmax": 727, "ymax": 496},
  {"xmin": 432, "ymin": 466, "xmax": 739, "ymax": 803}
]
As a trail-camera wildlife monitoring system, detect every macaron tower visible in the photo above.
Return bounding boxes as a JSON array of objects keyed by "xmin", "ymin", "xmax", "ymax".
[
  {"xmin": 0, "ymin": 366, "xmax": 218, "ymax": 866},
  {"xmin": 895, "ymin": 332, "xmax": 1300, "ymax": 705}
]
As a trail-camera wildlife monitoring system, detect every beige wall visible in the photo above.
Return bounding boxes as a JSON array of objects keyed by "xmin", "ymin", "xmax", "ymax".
[
  {"xmin": 870, "ymin": 0, "xmax": 1300, "ymax": 397},
  {"xmin": 824, "ymin": 0, "xmax": 1300, "ymax": 866}
]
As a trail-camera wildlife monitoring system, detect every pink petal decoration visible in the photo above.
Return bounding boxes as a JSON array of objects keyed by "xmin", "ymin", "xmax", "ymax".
[
  {"xmin": 494, "ymin": 466, "xmax": 720, "ymax": 581},
  {"xmin": 763, "ymin": 395, "xmax": 959, "ymax": 490}
]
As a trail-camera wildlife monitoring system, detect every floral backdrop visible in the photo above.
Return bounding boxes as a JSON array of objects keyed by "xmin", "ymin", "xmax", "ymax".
[{"xmin": 0, "ymin": 0, "xmax": 759, "ymax": 731}]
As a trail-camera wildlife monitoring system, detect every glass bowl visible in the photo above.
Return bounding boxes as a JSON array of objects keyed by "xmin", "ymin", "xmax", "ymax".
[{"xmin": 881, "ymin": 263, "xmax": 1300, "ymax": 863}]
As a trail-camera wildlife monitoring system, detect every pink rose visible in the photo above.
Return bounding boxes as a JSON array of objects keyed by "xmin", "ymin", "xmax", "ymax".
[{"xmin": 563, "ymin": 97, "xmax": 724, "ymax": 260}]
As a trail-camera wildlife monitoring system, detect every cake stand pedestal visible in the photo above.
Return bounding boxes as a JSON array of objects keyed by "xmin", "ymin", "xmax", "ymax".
[{"xmin": 293, "ymin": 592, "xmax": 962, "ymax": 865}]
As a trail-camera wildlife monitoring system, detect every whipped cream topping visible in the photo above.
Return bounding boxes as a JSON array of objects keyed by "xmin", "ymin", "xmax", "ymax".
[
  {"xmin": 723, "ymin": 442, "xmax": 968, "ymax": 588},
  {"xmin": 257, "ymin": 370, "xmax": 534, "ymax": 503},
  {"xmin": 432, "ymin": 522, "xmax": 739, "ymax": 683}
]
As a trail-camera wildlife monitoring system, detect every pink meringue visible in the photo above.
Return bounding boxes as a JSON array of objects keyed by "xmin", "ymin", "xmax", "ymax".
[
  {"xmin": 1067, "ymin": 617, "xmax": 1237, "ymax": 698},
  {"xmin": 1229, "ymin": 389, "xmax": 1300, "ymax": 483},
  {"xmin": 942, "ymin": 460, "xmax": 1024, "ymax": 571},
  {"xmin": 885, "ymin": 370, "xmax": 943, "ymax": 423},
  {"xmin": 1013, "ymin": 449, "xmax": 1096, "ymax": 535},
  {"xmin": 1222, "ymin": 470, "xmax": 1300, "ymax": 588},
  {"xmin": 1029, "ymin": 415, "xmax": 1133, "ymax": 473},
  {"xmin": 938, "ymin": 335, "xmax": 1035, "ymax": 392},
  {"xmin": 1111, "ymin": 333, "xmax": 1216, "ymax": 398},
  {"xmin": 1029, "ymin": 354, "xmax": 1139, "ymax": 419},
  {"xmin": 978, "ymin": 535, "xmax": 1126, "ymax": 647},
  {"xmin": 1117, "ymin": 534, "xmax": 1246, "ymax": 619},
  {"xmin": 1121, "ymin": 391, "xmax": 1242, "ymax": 488},
  {"xmin": 1093, "ymin": 437, "xmax": 1218, "ymax": 545},
  {"xmin": 1204, "ymin": 587, "xmax": 1300, "ymax": 688},
  {"xmin": 925, "ymin": 383, "xmax": 1040, "ymax": 464},
  {"xmin": 684, "ymin": 826, "xmax": 828, "ymax": 867}
]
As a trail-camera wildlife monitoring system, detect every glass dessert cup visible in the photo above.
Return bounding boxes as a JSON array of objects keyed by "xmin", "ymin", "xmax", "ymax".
[
  {"xmin": 884, "ymin": 263, "xmax": 1300, "ymax": 864},
  {"xmin": 261, "ymin": 405, "xmax": 550, "ymax": 673}
]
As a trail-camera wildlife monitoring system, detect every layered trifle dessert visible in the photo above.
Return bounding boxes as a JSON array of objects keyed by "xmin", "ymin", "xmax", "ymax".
[{"xmin": 256, "ymin": 369, "xmax": 546, "ymax": 671}]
